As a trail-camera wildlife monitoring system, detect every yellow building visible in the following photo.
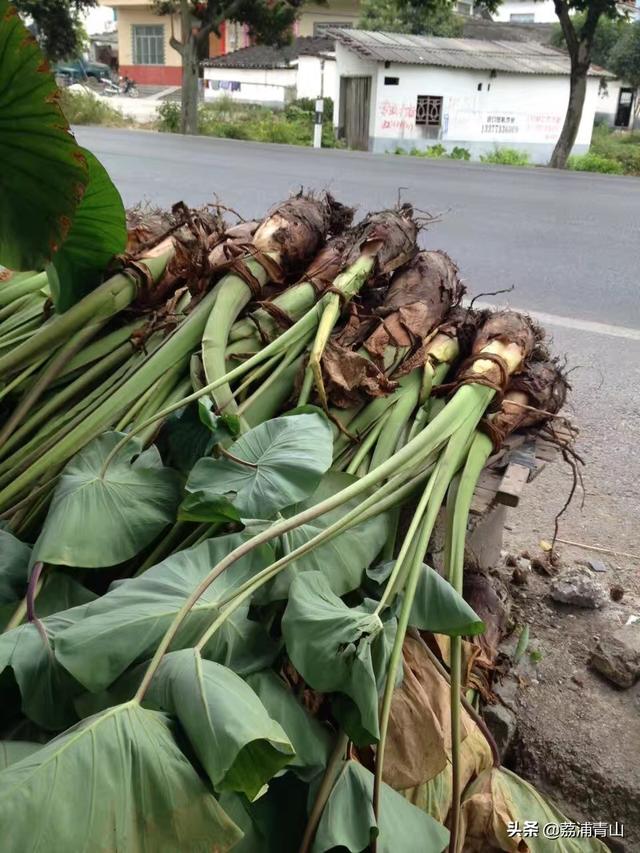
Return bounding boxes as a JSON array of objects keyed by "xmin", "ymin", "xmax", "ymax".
[{"xmin": 100, "ymin": 0, "xmax": 360, "ymax": 85}]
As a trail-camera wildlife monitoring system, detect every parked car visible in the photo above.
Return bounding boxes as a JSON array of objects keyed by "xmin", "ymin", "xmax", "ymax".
[{"xmin": 53, "ymin": 58, "xmax": 112, "ymax": 84}]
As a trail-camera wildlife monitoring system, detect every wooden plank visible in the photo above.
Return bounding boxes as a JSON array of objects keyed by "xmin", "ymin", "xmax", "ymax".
[{"xmin": 497, "ymin": 463, "xmax": 530, "ymax": 507}]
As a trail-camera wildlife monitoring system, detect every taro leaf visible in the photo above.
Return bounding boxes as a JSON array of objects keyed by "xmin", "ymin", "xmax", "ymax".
[
  {"xmin": 262, "ymin": 471, "xmax": 390, "ymax": 601},
  {"xmin": 35, "ymin": 572, "xmax": 97, "ymax": 618},
  {"xmin": 312, "ymin": 760, "xmax": 449, "ymax": 853},
  {"xmin": 0, "ymin": 740, "xmax": 41, "ymax": 770},
  {"xmin": 33, "ymin": 432, "xmax": 181, "ymax": 568},
  {"xmin": 246, "ymin": 669, "xmax": 332, "ymax": 781},
  {"xmin": 161, "ymin": 402, "xmax": 240, "ymax": 477},
  {"xmin": 0, "ymin": 525, "xmax": 30, "ymax": 604},
  {"xmin": 198, "ymin": 398, "xmax": 241, "ymax": 441},
  {"xmin": 182, "ymin": 413, "xmax": 333, "ymax": 520},
  {"xmin": 282, "ymin": 572, "xmax": 396, "ymax": 741},
  {"xmin": 218, "ymin": 792, "xmax": 265, "ymax": 853},
  {"xmin": 149, "ymin": 650, "xmax": 294, "ymax": 799},
  {"xmin": 369, "ymin": 561, "xmax": 485, "ymax": 636},
  {"xmin": 0, "ymin": 1, "xmax": 88, "ymax": 271},
  {"xmin": 55, "ymin": 534, "xmax": 276, "ymax": 692},
  {"xmin": 0, "ymin": 702, "xmax": 242, "ymax": 853},
  {"xmin": 48, "ymin": 149, "xmax": 126, "ymax": 312},
  {"xmin": 0, "ymin": 602, "xmax": 93, "ymax": 730},
  {"xmin": 460, "ymin": 767, "xmax": 608, "ymax": 853}
]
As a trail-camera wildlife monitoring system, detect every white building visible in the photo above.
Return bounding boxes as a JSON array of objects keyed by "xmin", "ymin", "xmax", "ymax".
[
  {"xmin": 493, "ymin": 0, "xmax": 639, "ymax": 23},
  {"xmin": 331, "ymin": 29, "xmax": 614, "ymax": 163},
  {"xmin": 202, "ymin": 37, "xmax": 335, "ymax": 108}
]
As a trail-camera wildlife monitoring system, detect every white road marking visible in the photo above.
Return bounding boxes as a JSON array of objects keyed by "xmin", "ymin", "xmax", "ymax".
[{"xmin": 470, "ymin": 301, "xmax": 640, "ymax": 342}]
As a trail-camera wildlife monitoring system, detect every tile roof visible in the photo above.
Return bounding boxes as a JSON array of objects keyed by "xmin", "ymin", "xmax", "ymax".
[{"xmin": 202, "ymin": 36, "xmax": 334, "ymax": 69}]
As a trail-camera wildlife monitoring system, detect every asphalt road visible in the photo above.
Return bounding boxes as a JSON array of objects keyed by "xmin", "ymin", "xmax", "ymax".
[{"xmin": 75, "ymin": 126, "xmax": 640, "ymax": 330}]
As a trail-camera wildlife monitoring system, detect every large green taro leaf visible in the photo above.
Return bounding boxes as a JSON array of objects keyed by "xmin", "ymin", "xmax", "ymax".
[
  {"xmin": 181, "ymin": 413, "xmax": 333, "ymax": 520},
  {"xmin": 0, "ymin": 703, "xmax": 242, "ymax": 853},
  {"xmin": 55, "ymin": 534, "xmax": 275, "ymax": 692},
  {"xmin": 0, "ymin": 740, "xmax": 41, "ymax": 770},
  {"xmin": 282, "ymin": 572, "xmax": 396, "ymax": 742},
  {"xmin": 150, "ymin": 650, "xmax": 294, "ymax": 799},
  {"xmin": 0, "ymin": 525, "xmax": 30, "ymax": 604},
  {"xmin": 33, "ymin": 432, "xmax": 181, "ymax": 568},
  {"xmin": 0, "ymin": 1, "xmax": 88, "ymax": 270},
  {"xmin": 260, "ymin": 471, "xmax": 390, "ymax": 601},
  {"xmin": 0, "ymin": 602, "xmax": 95, "ymax": 730},
  {"xmin": 313, "ymin": 760, "xmax": 449, "ymax": 853},
  {"xmin": 246, "ymin": 669, "xmax": 332, "ymax": 782},
  {"xmin": 48, "ymin": 149, "xmax": 126, "ymax": 312}
]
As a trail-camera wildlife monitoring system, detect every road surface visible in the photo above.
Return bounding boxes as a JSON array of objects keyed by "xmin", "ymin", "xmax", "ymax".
[
  {"xmin": 75, "ymin": 127, "xmax": 640, "ymax": 556},
  {"xmin": 75, "ymin": 126, "xmax": 640, "ymax": 330}
]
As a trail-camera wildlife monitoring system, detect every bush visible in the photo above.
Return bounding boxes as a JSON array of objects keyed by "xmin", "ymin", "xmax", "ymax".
[
  {"xmin": 286, "ymin": 96, "xmax": 334, "ymax": 122},
  {"xmin": 59, "ymin": 88, "xmax": 127, "ymax": 126},
  {"xmin": 424, "ymin": 143, "xmax": 447, "ymax": 158},
  {"xmin": 480, "ymin": 147, "xmax": 530, "ymax": 166},
  {"xmin": 588, "ymin": 124, "xmax": 640, "ymax": 175},
  {"xmin": 157, "ymin": 100, "xmax": 181, "ymax": 132},
  {"xmin": 450, "ymin": 146, "xmax": 471, "ymax": 161},
  {"xmin": 568, "ymin": 152, "xmax": 625, "ymax": 174}
]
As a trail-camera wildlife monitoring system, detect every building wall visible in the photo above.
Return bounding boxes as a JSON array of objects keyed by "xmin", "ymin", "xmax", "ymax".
[
  {"xmin": 335, "ymin": 48, "xmax": 605, "ymax": 162},
  {"xmin": 333, "ymin": 42, "xmax": 379, "ymax": 137},
  {"xmin": 203, "ymin": 66, "xmax": 297, "ymax": 107},
  {"xmin": 115, "ymin": 5, "xmax": 182, "ymax": 84},
  {"xmin": 295, "ymin": 1, "xmax": 361, "ymax": 36},
  {"xmin": 493, "ymin": 0, "xmax": 559, "ymax": 23},
  {"xmin": 296, "ymin": 55, "xmax": 337, "ymax": 99}
]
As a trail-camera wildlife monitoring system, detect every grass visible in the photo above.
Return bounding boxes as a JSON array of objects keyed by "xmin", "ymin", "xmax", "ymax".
[
  {"xmin": 572, "ymin": 123, "xmax": 640, "ymax": 175},
  {"xmin": 59, "ymin": 88, "xmax": 128, "ymax": 127},
  {"xmin": 394, "ymin": 144, "xmax": 471, "ymax": 160},
  {"xmin": 157, "ymin": 96, "xmax": 340, "ymax": 148},
  {"xmin": 480, "ymin": 147, "xmax": 530, "ymax": 166}
]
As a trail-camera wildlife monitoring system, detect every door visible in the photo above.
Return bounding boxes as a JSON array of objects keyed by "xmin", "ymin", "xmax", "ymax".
[
  {"xmin": 614, "ymin": 88, "xmax": 634, "ymax": 128},
  {"xmin": 339, "ymin": 76, "xmax": 371, "ymax": 150}
]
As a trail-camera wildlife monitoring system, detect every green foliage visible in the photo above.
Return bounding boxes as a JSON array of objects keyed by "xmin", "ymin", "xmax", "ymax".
[
  {"xmin": 359, "ymin": 0, "xmax": 464, "ymax": 38},
  {"xmin": 589, "ymin": 124, "xmax": 640, "ymax": 174},
  {"xmin": 0, "ymin": 526, "xmax": 30, "ymax": 604},
  {"xmin": 33, "ymin": 432, "xmax": 181, "ymax": 568},
  {"xmin": 182, "ymin": 413, "xmax": 333, "ymax": 520},
  {"xmin": 13, "ymin": 0, "xmax": 97, "ymax": 61},
  {"xmin": 314, "ymin": 760, "xmax": 450, "ymax": 853},
  {"xmin": 54, "ymin": 534, "xmax": 277, "ymax": 692},
  {"xmin": 157, "ymin": 99, "xmax": 181, "ymax": 132},
  {"xmin": 424, "ymin": 143, "xmax": 448, "ymax": 158},
  {"xmin": 59, "ymin": 88, "xmax": 127, "ymax": 126},
  {"xmin": 568, "ymin": 151, "xmax": 625, "ymax": 173},
  {"xmin": 0, "ymin": 702, "xmax": 243, "ymax": 852},
  {"xmin": 550, "ymin": 13, "xmax": 632, "ymax": 69},
  {"xmin": 480, "ymin": 147, "xmax": 531, "ymax": 166},
  {"xmin": 149, "ymin": 650, "xmax": 294, "ymax": 798},
  {"xmin": 450, "ymin": 145, "xmax": 471, "ymax": 160},
  {"xmin": 0, "ymin": 0, "xmax": 88, "ymax": 270},
  {"xmin": 394, "ymin": 144, "xmax": 471, "ymax": 160},
  {"xmin": 48, "ymin": 149, "xmax": 127, "ymax": 311},
  {"xmin": 609, "ymin": 21, "xmax": 640, "ymax": 88},
  {"xmin": 157, "ymin": 97, "xmax": 339, "ymax": 147}
]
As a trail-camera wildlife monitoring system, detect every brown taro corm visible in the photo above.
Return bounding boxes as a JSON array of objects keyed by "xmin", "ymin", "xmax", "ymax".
[
  {"xmin": 252, "ymin": 192, "xmax": 354, "ymax": 278},
  {"xmin": 460, "ymin": 310, "xmax": 543, "ymax": 390},
  {"xmin": 342, "ymin": 203, "xmax": 418, "ymax": 277},
  {"xmin": 486, "ymin": 359, "xmax": 569, "ymax": 447},
  {"xmin": 299, "ymin": 235, "xmax": 351, "ymax": 294},
  {"xmin": 363, "ymin": 250, "xmax": 465, "ymax": 359}
]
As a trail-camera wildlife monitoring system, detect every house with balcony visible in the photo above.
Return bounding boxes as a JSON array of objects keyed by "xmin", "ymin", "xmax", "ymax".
[{"xmin": 98, "ymin": 0, "xmax": 361, "ymax": 85}]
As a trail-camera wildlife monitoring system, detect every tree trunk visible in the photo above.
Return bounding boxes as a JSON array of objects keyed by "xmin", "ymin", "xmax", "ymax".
[
  {"xmin": 549, "ymin": 64, "xmax": 589, "ymax": 169},
  {"xmin": 180, "ymin": 36, "xmax": 199, "ymax": 135}
]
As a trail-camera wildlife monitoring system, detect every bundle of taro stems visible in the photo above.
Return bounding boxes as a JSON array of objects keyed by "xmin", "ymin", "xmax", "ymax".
[{"xmin": 0, "ymin": 192, "xmax": 571, "ymax": 847}]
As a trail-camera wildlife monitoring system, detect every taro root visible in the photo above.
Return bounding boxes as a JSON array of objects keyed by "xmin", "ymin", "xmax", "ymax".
[
  {"xmin": 364, "ymin": 250, "xmax": 464, "ymax": 360},
  {"xmin": 460, "ymin": 311, "xmax": 542, "ymax": 392},
  {"xmin": 252, "ymin": 192, "xmax": 354, "ymax": 278},
  {"xmin": 342, "ymin": 203, "xmax": 417, "ymax": 278}
]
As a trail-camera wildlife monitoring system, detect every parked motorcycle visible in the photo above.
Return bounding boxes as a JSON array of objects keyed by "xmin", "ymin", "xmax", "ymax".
[{"xmin": 102, "ymin": 76, "xmax": 139, "ymax": 98}]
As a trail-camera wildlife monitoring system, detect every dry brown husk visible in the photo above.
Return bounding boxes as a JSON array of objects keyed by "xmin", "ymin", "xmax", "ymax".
[
  {"xmin": 321, "ymin": 341, "xmax": 398, "ymax": 408},
  {"xmin": 384, "ymin": 635, "xmax": 493, "ymax": 794},
  {"xmin": 342, "ymin": 203, "xmax": 418, "ymax": 277},
  {"xmin": 252, "ymin": 192, "xmax": 354, "ymax": 277},
  {"xmin": 459, "ymin": 311, "xmax": 542, "ymax": 391},
  {"xmin": 363, "ymin": 250, "xmax": 464, "ymax": 360}
]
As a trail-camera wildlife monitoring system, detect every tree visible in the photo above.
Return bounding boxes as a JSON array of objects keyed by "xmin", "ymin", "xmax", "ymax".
[
  {"xmin": 550, "ymin": 13, "xmax": 631, "ymax": 70},
  {"xmin": 14, "ymin": 0, "xmax": 96, "ymax": 60},
  {"xmin": 154, "ymin": 0, "xmax": 305, "ymax": 136},
  {"xmin": 544, "ymin": 0, "xmax": 627, "ymax": 167},
  {"xmin": 359, "ymin": 0, "xmax": 463, "ymax": 38},
  {"xmin": 609, "ymin": 20, "xmax": 640, "ymax": 125}
]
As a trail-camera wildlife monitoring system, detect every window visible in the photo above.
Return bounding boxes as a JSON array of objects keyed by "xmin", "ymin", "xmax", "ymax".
[
  {"xmin": 509, "ymin": 13, "xmax": 535, "ymax": 22},
  {"xmin": 384, "ymin": 76, "xmax": 400, "ymax": 85},
  {"xmin": 314, "ymin": 21, "xmax": 353, "ymax": 36},
  {"xmin": 132, "ymin": 24, "xmax": 164, "ymax": 65},
  {"xmin": 477, "ymin": 82, "xmax": 483, "ymax": 91},
  {"xmin": 416, "ymin": 95, "xmax": 442, "ymax": 127},
  {"xmin": 456, "ymin": 1, "xmax": 473, "ymax": 15}
]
